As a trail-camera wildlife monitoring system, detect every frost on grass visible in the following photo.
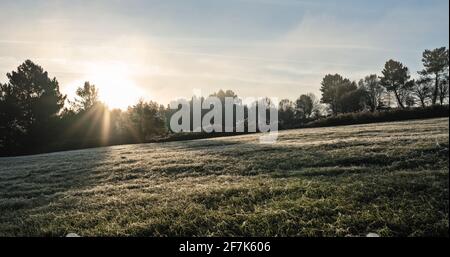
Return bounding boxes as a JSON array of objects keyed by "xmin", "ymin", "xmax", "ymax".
[{"xmin": 0, "ymin": 118, "xmax": 448, "ymax": 236}]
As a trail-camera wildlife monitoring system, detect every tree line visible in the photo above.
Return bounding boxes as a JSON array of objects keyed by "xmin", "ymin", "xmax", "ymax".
[
  {"xmin": 0, "ymin": 61, "xmax": 168, "ymax": 156},
  {"xmin": 277, "ymin": 47, "xmax": 449, "ymax": 129},
  {"xmin": 0, "ymin": 47, "xmax": 448, "ymax": 156}
]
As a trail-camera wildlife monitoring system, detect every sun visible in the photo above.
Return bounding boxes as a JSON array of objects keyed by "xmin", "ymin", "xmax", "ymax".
[{"xmin": 85, "ymin": 62, "xmax": 144, "ymax": 110}]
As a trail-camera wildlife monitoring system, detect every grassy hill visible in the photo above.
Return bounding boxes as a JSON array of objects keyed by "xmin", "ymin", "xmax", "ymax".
[{"xmin": 0, "ymin": 118, "xmax": 448, "ymax": 236}]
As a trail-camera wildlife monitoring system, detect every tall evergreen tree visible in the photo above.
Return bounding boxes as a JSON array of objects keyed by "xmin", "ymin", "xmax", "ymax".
[
  {"xmin": 419, "ymin": 47, "xmax": 449, "ymax": 105},
  {"xmin": 0, "ymin": 60, "xmax": 66, "ymax": 154},
  {"xmin": 380, "ymin": 60, "xmax": 411, "ymax": 109}
]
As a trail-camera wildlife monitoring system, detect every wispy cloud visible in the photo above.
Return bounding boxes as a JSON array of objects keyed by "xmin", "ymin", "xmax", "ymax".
[{"xmin": 0, "ymin": 0, "xmax": 448, "ymax": 104}]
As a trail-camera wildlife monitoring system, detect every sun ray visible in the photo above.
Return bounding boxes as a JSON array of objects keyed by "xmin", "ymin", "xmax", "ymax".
[{"xmin": 85, "ymin": 61, "xmax": 144, "ymax": 110}]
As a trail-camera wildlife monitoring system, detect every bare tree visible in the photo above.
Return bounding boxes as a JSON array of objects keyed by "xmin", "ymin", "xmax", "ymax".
[
  {"xmin": 306, "ymin": 93, "xmax": 324, "ymax": 118},
  {"xmin": 358, "ymin": 74, "xmax": 385, "ymax": 112},
  {"xmin": 412, "ymin": 78, "xmax": 432, "ymax": 108},
  {"xmin": 438, "ymin": 74, "xmax": 449, "ymax": 105}
]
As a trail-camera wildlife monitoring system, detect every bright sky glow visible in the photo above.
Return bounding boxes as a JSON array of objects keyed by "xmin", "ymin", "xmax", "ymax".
[{"xmin": 0, "ymin": 0, "xmax": 448, "ymax": 108}]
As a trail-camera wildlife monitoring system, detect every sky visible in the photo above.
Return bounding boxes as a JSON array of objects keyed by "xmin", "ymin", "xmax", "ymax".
[{"xmin": 0, "ymin": 0, "xmax": 449, "ymax": 108}]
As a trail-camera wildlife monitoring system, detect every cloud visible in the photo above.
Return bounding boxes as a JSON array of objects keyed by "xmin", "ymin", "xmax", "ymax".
[{"xmin": 0, "ymin": 0, "xmax": 448, "ymax": 105}]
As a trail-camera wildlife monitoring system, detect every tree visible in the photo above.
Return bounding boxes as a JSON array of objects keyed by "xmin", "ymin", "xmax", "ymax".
[
  {"xmin": 210, "ymin": 89, "xmax": 237, "ymax": 101},
  {"xmin": 72, "ymin": 81, "xmax": 100, "ymax": 112},
  {"xmin": 59, "ymin": 82, "xmax": 109, "ymax": 147},
  {"xmin": 438, "ymin": 74, "xmax": 449, "ymax": 105},
  {"xmin": 380, "ymin": 60, "xmax": 411, "ymax": 109},
  {"xmin": 0, "ymin": 60, "xmax": 66, "ymax": 154},
  {"xmin": 295, "ymin": 94, "xmax": 313, "ymax": 119},
  {"xmin": 278, "ymin": 99, "xmax": 295, "ymax": 128},
  {"xmin": 0, "ymin": 83, "xmax": 22, "ymax": 153},
  {"xmin": 404, "ymin": 94, "xmax": 416, "ymax": 108},
  {"xmin": 126, "ymin": 100, "xmax": 166, "ymax": 141},
  {"xmin": 358, "ymin": 74, "xmax": 385, "ymax": 112},
  {"xmin": 340, "ymin": 88, "xmax": 368, "ymax": 113},
  {"xmin": 419, "ymin": 47, "xmax": 449, "ymax": 105},
  {"xmin": 306, "ymin": 93, "xmax": 323, "ymax": 118},
  {"xmin": 411, "ymin": 78, "xmax": 432, "ymax": 108},
  {"xmin": 320, "ymin": 74, "xmax": 357, "ymax": 114},
  {"xmin": 400, "ymin": 80, "xmax": 415, "ymax": 107},
  {"xmin": 209, "ymin": 89, "xmax": 239, "ymax": 132}
]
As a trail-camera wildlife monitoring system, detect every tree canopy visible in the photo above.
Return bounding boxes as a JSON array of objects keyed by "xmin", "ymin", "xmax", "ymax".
[
  {"xmin": 1, "ymin": 45, "xmax": 449, "ymax": 156},
  {"xmin": 380, "ymin": 59, "xmax": 411, "ymax": 109},
  {"xmin": 419, "ymin": 47, "xmax": 449, "ymax": 105},
  {"xmin": 0, "ymin": 60, "xmax": 66, "ymax": 154}
]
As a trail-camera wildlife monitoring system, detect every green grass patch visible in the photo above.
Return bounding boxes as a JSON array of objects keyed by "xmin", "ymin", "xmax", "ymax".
[{"xmin": 0, "ymin": 118, "xmax": 448, "ymax": 236}]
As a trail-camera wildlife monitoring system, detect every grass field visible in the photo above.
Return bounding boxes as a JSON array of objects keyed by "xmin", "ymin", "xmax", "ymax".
[{"xmin": 0, "ymin": 118, "xmax": 448, "ymax": 237}]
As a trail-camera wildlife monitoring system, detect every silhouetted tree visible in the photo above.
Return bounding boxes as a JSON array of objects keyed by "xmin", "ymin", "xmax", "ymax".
[
  {"xmin": 419, "ymin": 47, "xmax": 449, "ymax": 105},
  {"xmin": 405, "ymin": 96, "xmax": 415, "ymax": 107},
  {"xmin": 0, "ymin": 83, "xmax": 22, "ymax": 153},
  {"xmin": 210, "ymin": 89, "xmax": 238, "ymax": 132},
  {"xmin": 438, "ymin": 74, "xmax": 449, "ymax": 105},
  {"xmin": 412, "ymin": 78, "xmax": 433, "ymax": 108},
  {"xmin": 210, "ymin": 89, "xmax": 237, "ymax": 101},
  {"xmin": 0, "ymin": 60, "xmax": 66, "ymax": 154},
  {"xmin": 58, "ymin": 82, "xmax": 111, "ymax": 148},
  {"xmin": 72, "ymin": 82, "xmax": 100, "ymax": 112},
  {"xmin": 295, "ymin": 94, "xmax": 313, "ymax": 119},
  {"xmin": 278, "ymin": 99, "xmax": 295, "ymax": 128},
  {"xmin": 340, "ymin": 88, "xmax": 368, "ymax": 113},
  {"xmin": 3, "ymin": 47, "xmax": 450, "ymax": 157},
  {"xmin": 125, "ymin": 100, "xmax": 166, "ymax": 141},
  {"xmin": 358, "ymin": 74, "xmax": 385, "ymax": 112},
  {"xmin": 380, "ymin": 60, "xmax": 411, "ymax": 109},
  {"xmin": 305, "ymin": 93, "xmax": 323, "ymax": 118},
  {"xmin": 320, "ymin": 74, "xmax": 357, "ymax": 114}
]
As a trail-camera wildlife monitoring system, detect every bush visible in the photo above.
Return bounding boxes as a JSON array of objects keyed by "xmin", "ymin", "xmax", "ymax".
[{"xmin": 304, "ymin": 105, "xmax": 449, "ymax": 128}]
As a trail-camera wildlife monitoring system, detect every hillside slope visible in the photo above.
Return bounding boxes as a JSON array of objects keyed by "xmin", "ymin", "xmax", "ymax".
[{"xmin": 0, "ymin": 118, "xmax": 448, "ymax": 236}]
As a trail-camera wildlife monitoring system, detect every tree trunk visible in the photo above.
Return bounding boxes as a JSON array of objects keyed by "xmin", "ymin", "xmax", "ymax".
[
  {"xmin": 419, "ymin": 97, "xmax": 426, "ymax": 108},
  {"xmin": 371, "ymin": 95, "xmax": 377, "ymax": 112},
  {"xmin": 432, "ymin": 73, "xmax": 439, "ymax": 105},
  {"xmin": 393, "ymin": 90, "xmax": 405, "ymax": 109}
]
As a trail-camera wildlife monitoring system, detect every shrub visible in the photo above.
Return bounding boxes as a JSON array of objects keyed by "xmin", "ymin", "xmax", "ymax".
[{"xmin": 304, "ymin": 105, "xmax": 449, "ymax": 128}]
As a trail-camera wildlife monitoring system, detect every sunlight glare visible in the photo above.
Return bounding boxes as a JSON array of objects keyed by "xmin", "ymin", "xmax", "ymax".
[{"xmin": 85, "ymin": 62, "xmax": 144, "ymax": 110}]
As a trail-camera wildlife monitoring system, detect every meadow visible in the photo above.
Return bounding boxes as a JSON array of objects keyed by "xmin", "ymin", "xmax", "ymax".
[{"xmin": 0, "ymin": 118, "xmax": 448, "ymax": 237}]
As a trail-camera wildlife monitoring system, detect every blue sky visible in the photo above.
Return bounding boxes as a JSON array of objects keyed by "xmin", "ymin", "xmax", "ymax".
[{"xmin": 0, "ymin": 0, "xmax": 448, "ymax": 107}]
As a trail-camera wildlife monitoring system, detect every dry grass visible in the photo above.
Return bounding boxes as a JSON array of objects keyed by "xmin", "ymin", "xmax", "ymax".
[{"xmin": 0, "ymin": 118, "xmax": 448, "ymax": 236}]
